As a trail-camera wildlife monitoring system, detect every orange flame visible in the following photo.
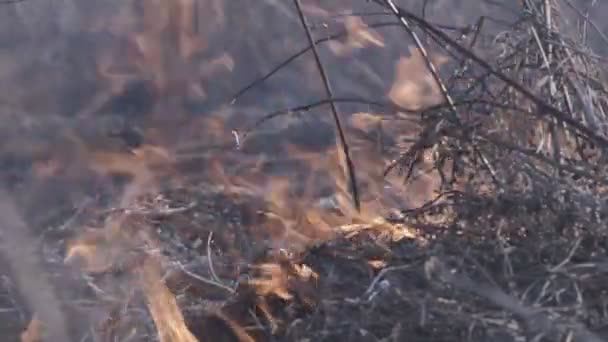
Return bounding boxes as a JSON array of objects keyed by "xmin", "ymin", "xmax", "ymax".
[
  {"xmin": 389, "ymin": 46, "xmax": 449, "ymax": 110},
  {"xmin": 139, "ymin": 258, "xmax": 198, "ymax": 342}
]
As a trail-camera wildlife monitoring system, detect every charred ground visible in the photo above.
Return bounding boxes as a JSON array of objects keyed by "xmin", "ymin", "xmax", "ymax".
[{"xmin": 2, "ymin": 1, "xmax": 608, "ymax": 342}]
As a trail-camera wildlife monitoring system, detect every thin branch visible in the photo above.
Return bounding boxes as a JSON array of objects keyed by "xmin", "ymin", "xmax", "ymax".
[
  {"xmin": 230, "ymin": 22, "xmax": 397, "ymax": 103},
  {"xmin": 239, "ymin": 96, "xmax": 420, "ymax": 140},
  {"xmin": 478, "ymin": 133, "xmax": 607, "ymax": 184},
  {"xmin": 380, "ymin": 0, "xmax": 504, "ymax": 186},
  {"xmin": 561, "ymin": 0, "xmax": 608, "ymax": 47},
  {"xmin": 206, "ymin": 231, "xmax": 223, "ymax": 287},
  {"xmin": 383, "ymin": 0, "xmax": 458, "ymax": 121},
  {"xmin": 240, "ymin": 97, "xmax": 546, "ymax": 144},
  {"xmin": 371, "ymin": 0, "xmax": 608, "ymax": 148},
  {"xmin": 230, "ymin": 19, "xmax": 477, "ymax": 104},
  {"xmin": 293, "ymin": 0, "xmax": 360, "ymax": 212}
]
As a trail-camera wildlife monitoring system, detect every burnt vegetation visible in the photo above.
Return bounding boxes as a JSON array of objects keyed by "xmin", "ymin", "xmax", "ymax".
[{"xmin": 1, "ymin": 0, "xmax": 608, "ymax": 341}]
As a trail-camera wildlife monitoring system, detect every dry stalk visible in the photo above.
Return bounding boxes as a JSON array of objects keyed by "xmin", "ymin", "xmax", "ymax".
[
  {"xmin": 425, "ymin": 256, "xmax": 605, "ymax": 342},
  {"xmin": 293, "ymin": 0, "xmax": 361, "ymax": 212},
  {"xmin": 139, "ymin": 257, "xmax": 199, "ymax": 342}
]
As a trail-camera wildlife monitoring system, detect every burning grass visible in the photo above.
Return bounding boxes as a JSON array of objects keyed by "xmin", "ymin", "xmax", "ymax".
[{"xmin": 1, "ymin": 0, "xmax": 608, "ymax": 341}]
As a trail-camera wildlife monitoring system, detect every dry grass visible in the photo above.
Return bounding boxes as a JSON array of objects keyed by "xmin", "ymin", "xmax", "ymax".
[{"xmin": 1, "ymin": 0, "xmax": 608, "ymax": 341}]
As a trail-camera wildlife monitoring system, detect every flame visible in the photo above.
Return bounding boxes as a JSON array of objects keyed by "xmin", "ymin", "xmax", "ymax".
[
  {"xmin": 20, "ymin": 316, "xmax": 42, "ymax": 342},
  {"xmin": 389, "ymin": 46, "xmax": 449, "ymax": 110},
  {"xmin": 246, "ymin": 258, "xmax": 319, "ymax": 332},
  {"xmin": 64, "ymin": 127, "xmax": 195, "ymax": 341},
  {"xmin": 329, "ymin": 16, "xmax": 385, "ymax": 56},
  {"xmin": 248, "ymin": 263, "xmax": 293, "ymax": 300},
  {"xmin": 64, "ymin": 211, "xmax": 144, "ymax": 274},
  {"xmin": 52, "ymin": 2, "xmax": 441, "ymax": 340},
  {"xmin": 66, "ymin": 212, "xmax": 198, "ymax": 341},
  {"xmin": 64, "ymin": 228, "xmax": 116, "ymax": 273},
  {"xmin": 94, "ymin": 0, "xmax": 209, "ymax": 102},
  {"xmin": 139, "ymin": 258, "xmax": 198, "ymax": 342},
  {"xmin": 133, "ymin": 0, "xmax": 207, "ymax": 93}
]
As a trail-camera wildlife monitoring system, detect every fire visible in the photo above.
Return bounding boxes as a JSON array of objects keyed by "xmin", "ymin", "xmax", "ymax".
[
  {"xmin": 31, "ymin": 1, "xmax": 434, "ymax": 340},
  {"xmin": 139, "ymin": 258, "xmax": 198, "ymax": 342},
  {"xmin": 20, "ymin": 316, "xmax": 42, "ymax": 342},
  {"xmin": 328, "ymin": 15, "xmax": 385, "ymax": 56},
  {"xmin": 389, "ymin": 46, "xmax": 450, "ymax": 111}
]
